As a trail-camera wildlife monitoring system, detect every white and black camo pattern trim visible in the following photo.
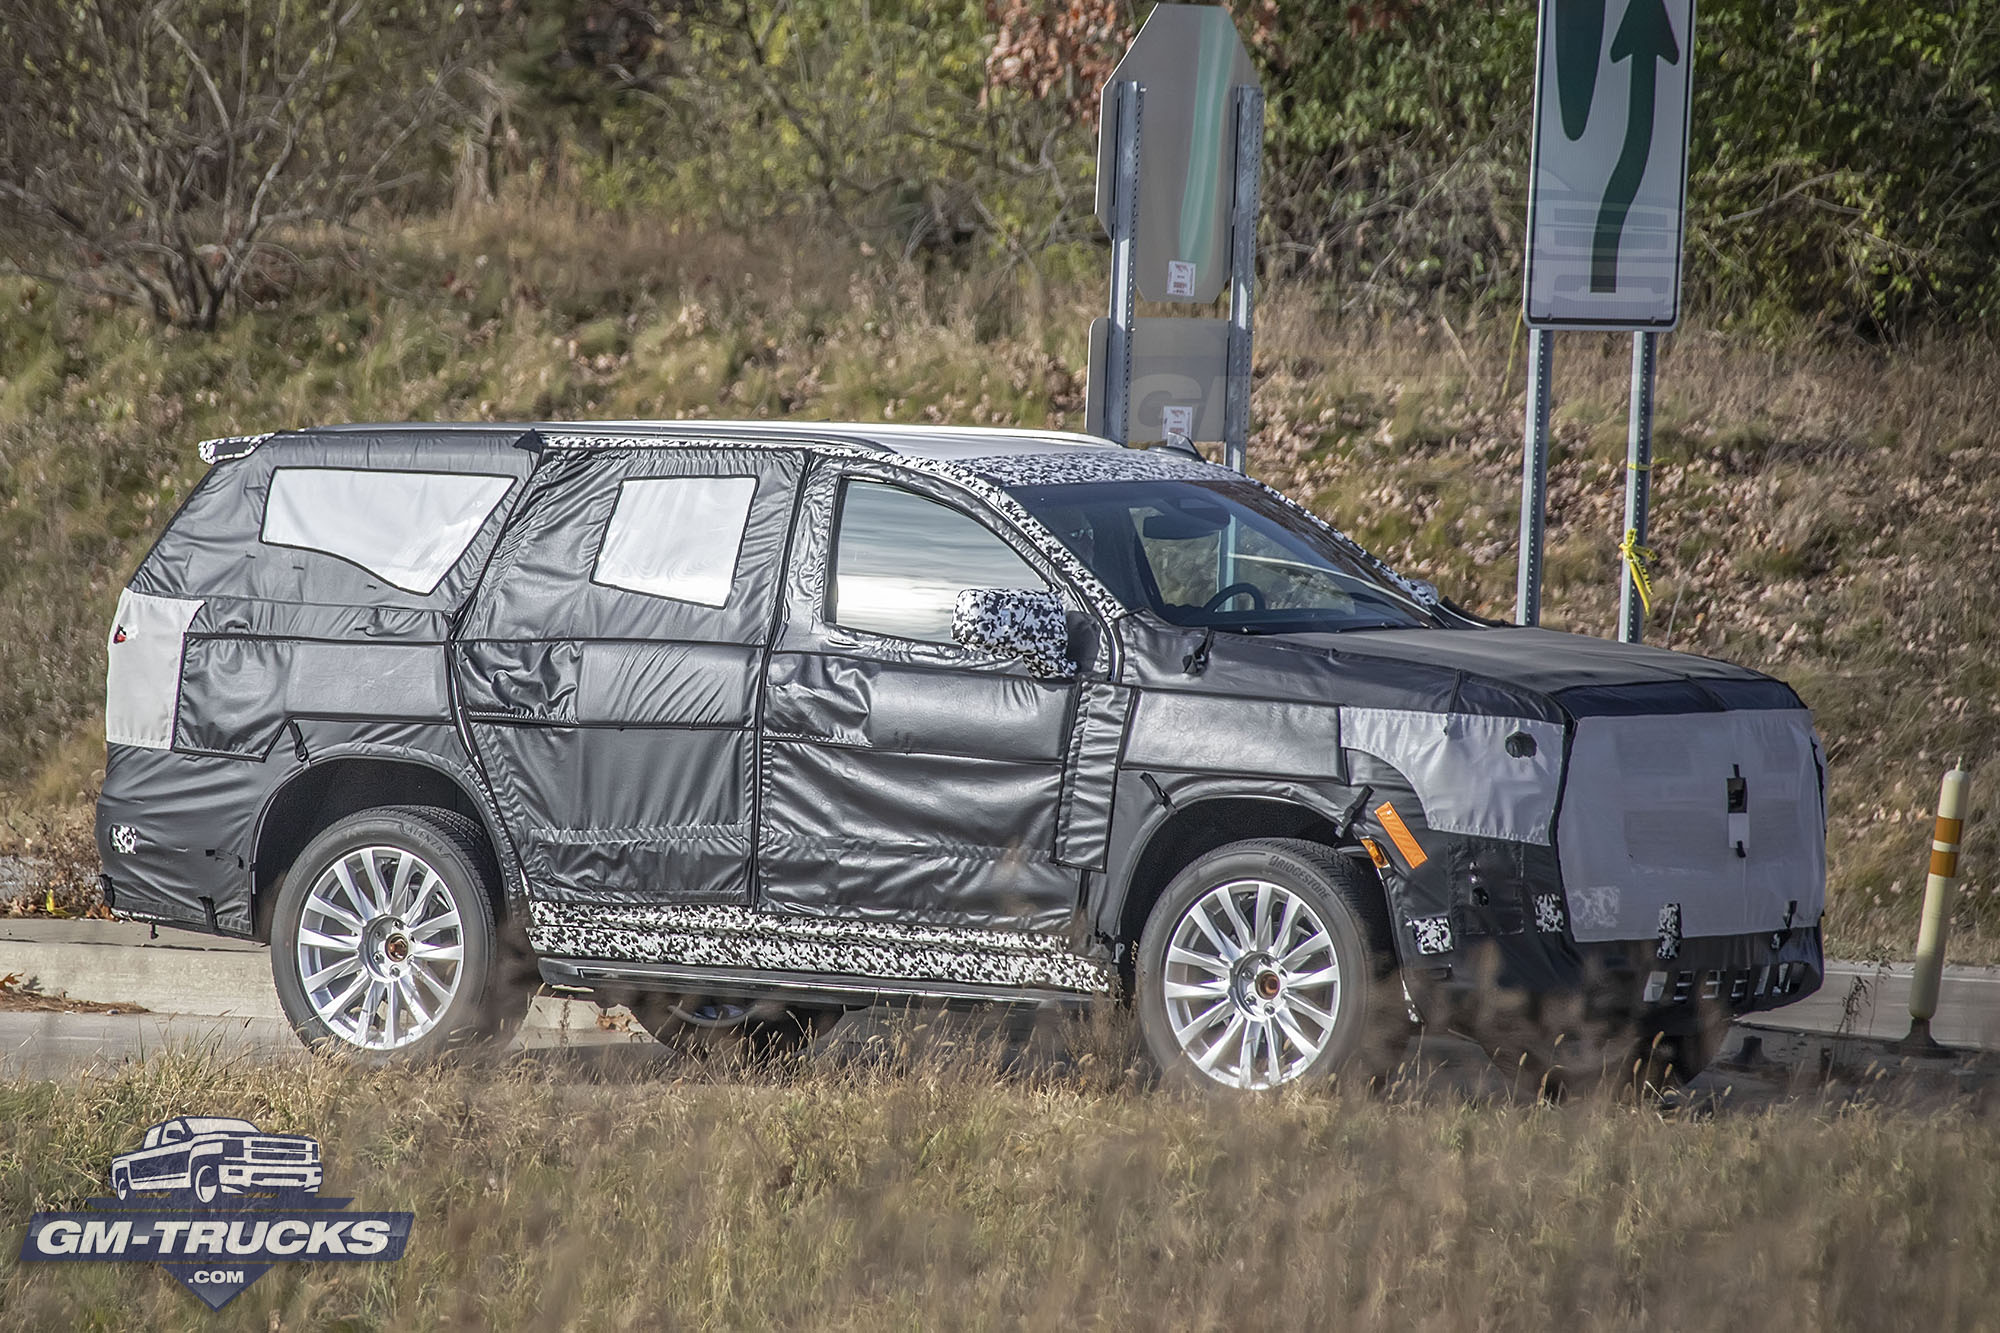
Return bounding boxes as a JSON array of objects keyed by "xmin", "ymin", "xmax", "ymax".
[
  {"xmin": 542, "ymin": 432, "xmax": 1128, "ymax": 625},
  {"xmin": 528, "ymin": 902, "xmax": 1115, "ymax": 994},
  {"xmin": 197, "ymin": 432, "xmax": 275, "ymax": 464},
  {"xmin": 960, "ymin": 449, "xmax": 1238, "ymax": 488},
  {"xmin": 1533, "ymin": 891, "xmax": 1567, "ymax": 935},
  {"xmin": 952, "ymin": 588, "xmax": 1075, "ymax": 676},
  {"xmin": 1656, "ymin": 901, "xmax": 1682, "ymax": 960},
  {"xmin": 1410, "ymin": 914, "xmax": 1455, "ymax": 956}
]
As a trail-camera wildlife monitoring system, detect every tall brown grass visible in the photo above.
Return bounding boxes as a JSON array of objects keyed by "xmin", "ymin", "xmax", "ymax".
[{"xmin": 1, "ymin": 1025, "xmax": 1995, "ymax": 1331}]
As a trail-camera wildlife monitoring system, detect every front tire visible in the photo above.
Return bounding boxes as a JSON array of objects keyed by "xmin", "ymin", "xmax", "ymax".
[
  {"xmin": 271, "ymin": 805, "xmax": 528, "ymax": 1061},
  {"xmin": 1136, "ymin": 839, "xmax": 1404, "ymax": 1091},
  {"xmin": 192, "ymin": 1162, "xmax": 219, "ymax": 1205}
]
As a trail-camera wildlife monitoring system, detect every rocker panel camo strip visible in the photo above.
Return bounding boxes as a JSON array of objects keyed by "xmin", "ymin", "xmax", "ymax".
[{"xmin": 528, "ymin": 901, "xmax": 1115, "ymax": 994}]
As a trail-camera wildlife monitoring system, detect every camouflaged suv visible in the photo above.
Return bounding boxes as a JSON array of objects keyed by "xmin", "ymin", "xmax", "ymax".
[{"xmin": 98, "ymin": 421, "xmax": 1826, "ymax": 1087}]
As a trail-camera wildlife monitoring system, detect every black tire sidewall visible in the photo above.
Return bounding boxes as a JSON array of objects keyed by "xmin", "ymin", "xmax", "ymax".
[
  {"xmin": 628, "ymin": 993, "xmax": 837, "ymax": 1058},
  {"xmin": 1136, "ymin": 842, "xmax": 1390, "ymax": 1091},
  {"xmin": 269, "ymin": 808, "xmax": 501, "ymax": 1061}
]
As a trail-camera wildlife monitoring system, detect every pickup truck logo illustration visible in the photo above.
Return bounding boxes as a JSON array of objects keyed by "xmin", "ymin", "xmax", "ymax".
[
  {"xmin": 23, "ymin": 1114, "xmax": 406, "ymax": 1311},
  {"xmin": 108, "ymin": 1117, "xmax": 322, "ymax": 1204}
]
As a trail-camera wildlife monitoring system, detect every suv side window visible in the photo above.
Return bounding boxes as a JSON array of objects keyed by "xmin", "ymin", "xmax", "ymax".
[
  {"xmin": 261, "ymin": 467, "xmax": 516, "ymax": 595},
  {"xmin": 830, "ymin": 479, "xmax": 1048, "ymax": 642},
  {"xmin": 593, "ymin": 475, "xmax": 757, "ymax": 607}
]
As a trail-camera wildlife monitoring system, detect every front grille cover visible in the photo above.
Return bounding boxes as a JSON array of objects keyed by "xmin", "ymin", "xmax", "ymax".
[
  {"xmin": 1555, "ymin": 708, "xmax": 1826, "ymax": 943},
  {"xmin": 247, "ymin": 1137, "xmax": 315, "ymax": 1162}
]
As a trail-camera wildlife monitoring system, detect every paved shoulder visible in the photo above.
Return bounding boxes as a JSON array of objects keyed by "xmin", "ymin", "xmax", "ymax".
[{"xmin": 1760, "ymin": 961, "xmax": 2000, "ymax": 1049}]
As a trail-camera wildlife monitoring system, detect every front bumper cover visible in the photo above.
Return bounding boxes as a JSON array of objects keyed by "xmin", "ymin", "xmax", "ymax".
[{"xmin": 1410, "ymin": 924, "xmax": 1825, "ymax": 1046}]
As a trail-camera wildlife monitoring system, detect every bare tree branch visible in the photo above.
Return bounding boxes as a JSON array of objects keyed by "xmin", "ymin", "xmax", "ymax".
[{"xmin": 0, "ymin": 0, "xmax": 483, "ymax": 329}]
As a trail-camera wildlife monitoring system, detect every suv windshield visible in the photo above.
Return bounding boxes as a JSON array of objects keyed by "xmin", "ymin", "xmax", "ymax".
[{"xmin": 1007, "ymin": 477, "xmax": 1434, "ymax": 632}]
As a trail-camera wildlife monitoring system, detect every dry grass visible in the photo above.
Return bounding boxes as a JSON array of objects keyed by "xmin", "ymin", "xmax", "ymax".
[
  {"xmin": 2, "ymin": 203, "xmax": 1998, "ymax": 960},
  {"xmin": 1, "ymin": 1030, "xmax": 1997, "ymax": 1331},
  {"xmin": 0, "ymin": 811, "xmax": 106, "ymax": 918}
]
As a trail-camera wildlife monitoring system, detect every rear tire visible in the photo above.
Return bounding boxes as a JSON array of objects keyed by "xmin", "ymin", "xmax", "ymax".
[
  {"xmin": 271, "ymin": 805, "xmax": 530, "ymax": 1061},
  {"xmin": 627, "ymin": 994, "xmax": 838, "ymax": 1059},
  {"xmin": 1135, "ymin": 838, "xmax": 1404, "ymax": 1092}
]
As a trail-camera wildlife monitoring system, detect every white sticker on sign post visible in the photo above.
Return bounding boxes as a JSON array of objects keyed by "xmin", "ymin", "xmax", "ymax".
[
  {"xmin": 1084, "ymin": 317, "xmax": 1230, "ymax": 444},
  {"xmin": 1166, "ymin": 261, "xmax": 1197, "ymax": 298},
  {"xmin": 1524, "ymin": 0, "xmax": 1695, "ymax": 330}
]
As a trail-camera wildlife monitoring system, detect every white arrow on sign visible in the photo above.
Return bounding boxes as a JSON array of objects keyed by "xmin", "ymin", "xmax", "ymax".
[{"xmin": 1524, "ymin": 0, "xmax": 1695, "ymax": 330}]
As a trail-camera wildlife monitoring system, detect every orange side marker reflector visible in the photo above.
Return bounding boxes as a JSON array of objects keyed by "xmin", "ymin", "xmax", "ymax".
[
  {"xmin": 1361, "ymin": 838, "xmax": 1390, "ymax": 871},
  {"xmin": 1374, "ymin": 802, "xmax": 1428, "ymax": 869}
]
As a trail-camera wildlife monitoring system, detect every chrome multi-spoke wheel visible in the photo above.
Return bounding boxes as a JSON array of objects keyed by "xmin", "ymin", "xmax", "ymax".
[
  {"xmin": 296, "ymin": 845, "xmax": 465, "ymax": 1051},
  {"xmin": 1163, "ymin": 879, "xmax": 1340, "ymax": 1089},
  {"xmin": 271, "ymin": 805, "xmax": 525, "ymax": 1061},
  {"xmin": 1138, "ymin": 839, "xmax": 1401, "ymax": 1093}
]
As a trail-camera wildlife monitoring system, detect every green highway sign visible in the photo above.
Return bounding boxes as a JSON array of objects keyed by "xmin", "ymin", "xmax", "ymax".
[{"xmin": 1524, "ymin": 0, "xmax": 1695, "ymax": 329}]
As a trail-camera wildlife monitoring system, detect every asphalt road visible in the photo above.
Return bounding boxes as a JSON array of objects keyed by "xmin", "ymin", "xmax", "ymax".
[
  {"xmin": 0, "ymin": 1011, "xmax": 302, "ymax": 1079},
  {"xmin": 1785, "ymin": 960, "xmax": 2000, "ymax": 1048}
]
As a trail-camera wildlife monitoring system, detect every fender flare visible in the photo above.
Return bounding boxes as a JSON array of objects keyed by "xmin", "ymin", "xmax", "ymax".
[
  {"xmin": 248, "ymin": 741, "xmax": 526, "ymax": 915},
  {"xmin": 1102, "ymin": 774, "xmax": 1380, "ymax": 936}
]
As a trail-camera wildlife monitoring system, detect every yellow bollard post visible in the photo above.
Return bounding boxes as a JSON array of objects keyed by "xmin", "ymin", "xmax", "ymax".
[{"xmin": 1903, "ymin": 762, "xmax": 1973, "ymax": 1053}]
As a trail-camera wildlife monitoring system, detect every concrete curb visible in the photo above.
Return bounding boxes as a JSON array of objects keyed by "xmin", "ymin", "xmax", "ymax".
[{"xmin": 0, "ymin": 918, "xmax": 635, "ymax": 1040}]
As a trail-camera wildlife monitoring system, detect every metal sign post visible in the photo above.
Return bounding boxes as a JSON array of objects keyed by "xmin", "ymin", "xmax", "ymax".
[
  {"xmin": 1222, "ymin": 85, "xmax": 1264, "ymax": 474},
  {"xmin": 1517, "ymin": 329, "xmax": 1554, "ymax": 626},
  {"xmin": 1086, "ymin": 5, "xmax": 1261, "ymax": 467},
  {"xmin": 1521, "ymin": 0, "xmax": 1694, "ymax": 639},
  {"xmin": 1617, "ymin": 330, "xmax": 1657, "ymax": 641},
  {"xmin": 1102, "ymin": 79, "xmax": 1143, "ymax": 446}
]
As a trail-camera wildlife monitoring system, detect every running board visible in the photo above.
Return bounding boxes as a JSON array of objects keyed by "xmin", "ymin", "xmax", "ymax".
[{"xmin": 537, "ymin": 957, "xmax": 1098, "ymax": 1010}]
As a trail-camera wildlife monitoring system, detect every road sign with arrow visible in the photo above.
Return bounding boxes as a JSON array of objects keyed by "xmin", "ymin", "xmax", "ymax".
[{"xmin": 1524, "ymin": 0, "xmax": 1694, "ymax": 329}]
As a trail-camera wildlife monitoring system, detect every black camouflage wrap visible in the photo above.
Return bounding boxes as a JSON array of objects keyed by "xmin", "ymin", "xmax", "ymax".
[{"xmin": 99, "ymin": 420, "xmax": 1825, "ymax": 1035}]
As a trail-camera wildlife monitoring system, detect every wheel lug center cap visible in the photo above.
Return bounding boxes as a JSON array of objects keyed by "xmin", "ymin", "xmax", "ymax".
[
  {"xmin": 383, "ymin": 934, "xmax": 410, "ymax": 964},
  {"xmin": 1231, "ymin": 953, "xmax": 1284, "ymax": 1014}
]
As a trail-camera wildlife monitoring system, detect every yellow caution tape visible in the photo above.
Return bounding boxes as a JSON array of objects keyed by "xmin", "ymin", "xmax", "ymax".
[{"xmin": 1619, "ymin": 528, "xmax": 1659, "ymax": 614}]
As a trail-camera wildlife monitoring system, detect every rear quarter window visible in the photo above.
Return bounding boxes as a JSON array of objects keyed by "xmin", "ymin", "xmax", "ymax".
[{"xmin": 260, "ymin": 468, "xmax": 516, "ymax": 595}]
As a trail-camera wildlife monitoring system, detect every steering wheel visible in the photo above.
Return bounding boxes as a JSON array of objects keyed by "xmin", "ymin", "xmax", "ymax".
[{"xmin": 1202, "ymin": 581, "xmax": 1267, "ymax": 613}]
